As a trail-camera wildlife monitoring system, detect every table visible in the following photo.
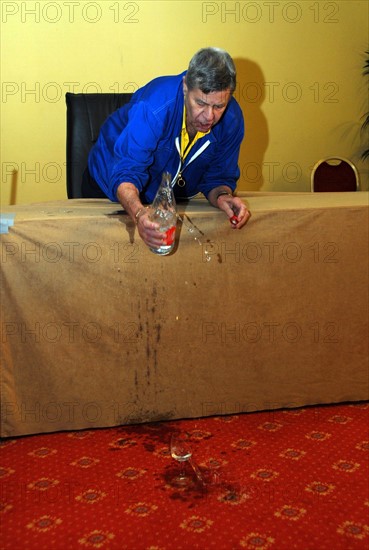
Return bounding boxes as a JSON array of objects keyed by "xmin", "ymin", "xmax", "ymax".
[{"xmin": 1, "ymin": 192, "xmax": 368, "ymax": 437}]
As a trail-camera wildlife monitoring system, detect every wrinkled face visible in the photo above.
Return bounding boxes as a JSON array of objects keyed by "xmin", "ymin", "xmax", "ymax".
[{"xmin": 183, "ymin": 79, "xmax": 231, "ymax": 136}]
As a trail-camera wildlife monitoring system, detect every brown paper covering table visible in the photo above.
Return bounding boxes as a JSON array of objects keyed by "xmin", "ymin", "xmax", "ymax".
[{"xmin": 1, "ymin": 192, "xmax": 368, "ymax": 437}]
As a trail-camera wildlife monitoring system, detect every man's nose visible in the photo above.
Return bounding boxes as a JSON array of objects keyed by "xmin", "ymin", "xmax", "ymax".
[{"xmin": 204, "ymin": 106, "xmax": 215, "ymax": 122}]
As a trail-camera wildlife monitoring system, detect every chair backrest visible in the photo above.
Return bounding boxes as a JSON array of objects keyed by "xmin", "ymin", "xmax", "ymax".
[
  {"xmin": 311, "ymin": 157, "xmax": 360, "ymax": 192},
  {"xmin": 65, "ymin": 92, "xmax": 133, "ymax": 198}
]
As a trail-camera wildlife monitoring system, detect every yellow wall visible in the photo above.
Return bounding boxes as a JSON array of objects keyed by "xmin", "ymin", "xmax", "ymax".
[{"xmin": 1, "ymin": 0, "xmax": 368, "ymax": 205}]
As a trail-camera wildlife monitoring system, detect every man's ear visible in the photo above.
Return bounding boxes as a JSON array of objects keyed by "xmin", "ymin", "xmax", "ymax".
[{"xmin": 182, "ymin": 76, "xmax": 188, "ymax": 95}]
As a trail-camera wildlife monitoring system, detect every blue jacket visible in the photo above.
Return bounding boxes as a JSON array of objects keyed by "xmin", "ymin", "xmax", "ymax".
[{"xmin": 88, "ymin": 72, "xmax": 244, "ymax": 203}]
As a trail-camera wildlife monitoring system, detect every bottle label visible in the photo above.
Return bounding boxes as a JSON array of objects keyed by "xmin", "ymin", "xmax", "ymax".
[{"xmin": 164, "ymin": 226, "xmax": 176, "ymax": 245}]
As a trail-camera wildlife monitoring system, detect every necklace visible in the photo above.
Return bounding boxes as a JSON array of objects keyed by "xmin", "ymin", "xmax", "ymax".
[{"xmin": 177, "ymin": 140, "xmax": 193, "ymax": 187}]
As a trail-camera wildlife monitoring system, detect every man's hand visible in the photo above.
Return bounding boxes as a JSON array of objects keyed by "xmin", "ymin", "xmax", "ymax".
[
  {"xmin": 136, "ymin": 208, "xmax": 166, "ymax": 249},
  {"xmin": 217, "ymin": 194, "xmax": 251, "ymax": 228},
  {"xmin": 116, "ymin": 182, "xmax": 167, "ymax": 249},
  {"xmin": 207, "ymin": 187, "xmax": 251, "ymax": 228}
]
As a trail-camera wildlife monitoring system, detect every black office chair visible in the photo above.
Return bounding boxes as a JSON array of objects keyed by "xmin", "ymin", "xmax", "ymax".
[
  {"xmin": 65, "ymin": 92, "xmax": 133, "ymax": 198},
  {"xmin": 311, "ymin": 157, "xmax": 360, "ymax": 192}
]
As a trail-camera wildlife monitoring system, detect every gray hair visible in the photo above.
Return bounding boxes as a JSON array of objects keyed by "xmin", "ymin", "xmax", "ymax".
[{"xmin": 186, "ymin": 47, "xmax": 236, "ymax": 94}]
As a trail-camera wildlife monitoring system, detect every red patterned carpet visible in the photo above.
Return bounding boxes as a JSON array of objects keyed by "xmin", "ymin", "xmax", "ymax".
[{"xmin": 1, "ymin": 403, "xmax": 368, "ymax": 550}]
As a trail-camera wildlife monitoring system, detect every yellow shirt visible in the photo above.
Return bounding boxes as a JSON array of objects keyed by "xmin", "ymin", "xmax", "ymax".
[{"xmin": 180, "ymin": 106, "xmax": 210, "ymax": 160}]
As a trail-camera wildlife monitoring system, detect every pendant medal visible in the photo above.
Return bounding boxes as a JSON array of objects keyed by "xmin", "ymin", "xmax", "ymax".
[{"xmin": 177, "ymin": 174, "xmax": 186, "ymax": 187}]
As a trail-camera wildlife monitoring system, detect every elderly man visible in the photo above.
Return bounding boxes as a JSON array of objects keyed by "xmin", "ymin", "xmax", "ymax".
[{"xmin": 84, "ymin": 47, "xmax": 251, "ymax": 250}]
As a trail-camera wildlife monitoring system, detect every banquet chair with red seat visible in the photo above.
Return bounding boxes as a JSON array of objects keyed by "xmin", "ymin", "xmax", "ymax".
[{"xmin": 311, "ymin": 157, "xmax": 360, "ymax": 192}]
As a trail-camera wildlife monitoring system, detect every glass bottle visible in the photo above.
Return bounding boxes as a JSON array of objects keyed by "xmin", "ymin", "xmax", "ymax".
[{"xmin": 149, "ymin": 172, "xmax": 177, "ymax": 255}]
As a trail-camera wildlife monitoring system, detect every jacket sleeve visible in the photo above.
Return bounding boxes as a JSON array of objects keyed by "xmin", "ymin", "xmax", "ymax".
[{"xmin": 109, "ymin": 101, "xmax": 164, "ymax": 199}]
